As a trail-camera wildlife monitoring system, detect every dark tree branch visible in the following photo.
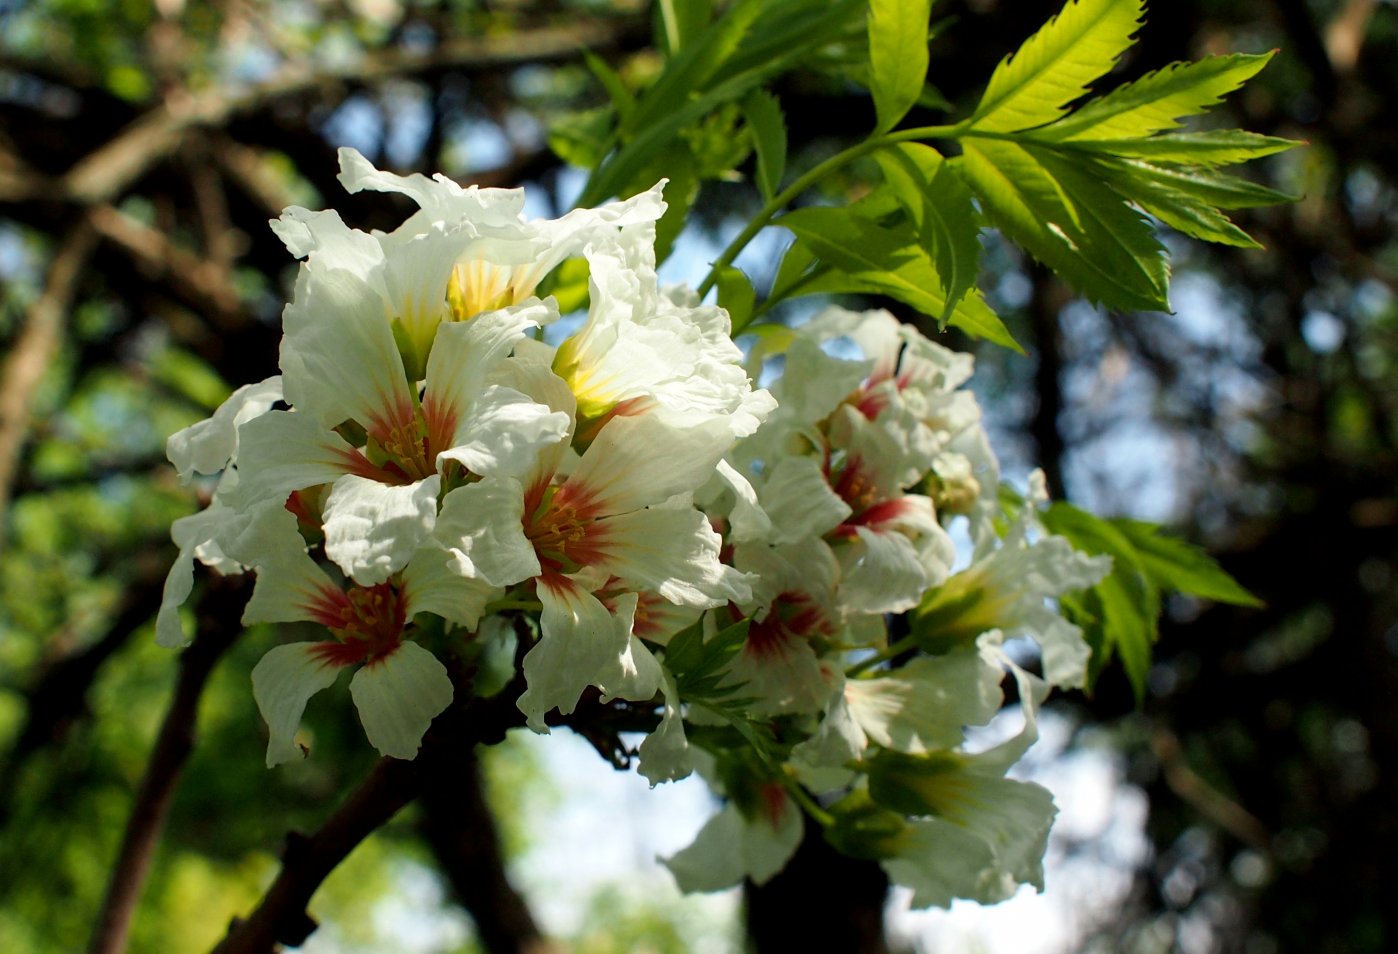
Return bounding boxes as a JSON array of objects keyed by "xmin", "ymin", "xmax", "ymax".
[
  {"xmin": 419, "ymin": 745, "xmax": 558, "ymax": 954},
  {"xmin": 0, "ymin": 218, "xmax": 97, "ymax": 520},
  {"xmin": 87, "ymin": 575, "xmax": 248, "ymax": 954},
  {"xmin": 210, "ymin": 680, "xmax": 532, "ymax": 954}
]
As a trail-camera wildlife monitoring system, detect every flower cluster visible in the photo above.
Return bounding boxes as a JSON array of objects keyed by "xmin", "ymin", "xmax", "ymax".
[{"xmin": 161, "ymin": 149, "xmax": 1109, "ymax": 908}]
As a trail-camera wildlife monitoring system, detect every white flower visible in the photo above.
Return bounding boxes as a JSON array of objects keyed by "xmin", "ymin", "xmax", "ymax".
[{"xmin": 239, "ymin": 506, "xmax": 477, "ymax": 765}]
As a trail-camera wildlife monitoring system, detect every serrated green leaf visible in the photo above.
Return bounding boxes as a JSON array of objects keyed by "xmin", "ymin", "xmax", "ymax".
[
  {"xmin": 579, "ymin": 0, "xmax": 862, "ymax": 205},
  {"xmin": 1113, "ymin": 519, "xmax": 1264, "ymax": 606},
  {"xmin": 1121, "ymin": 159, "xmax": 1297, "ymax": 209},
  {"xmin": 956, "ymin": 139, "xmax": 1170, "ymax": 311},
  {"xmin": 874, "ymin": 142, "xmax": 982, "ymax": 320},
  {"xmin": 970, "ymin": 0, "xmax": 1144, "ymax": 133},
  {"xmin": 742, "ymin": 90, "xmax": 787, "ymax": 201},
  {"xmin": 777, "ymin": 206, "xmax": 1021, "ymax": 350},
  {"xmin": 868, "ymin": 0, "xmax": 932, "ymax": 133},
  {"xmin": 715, "ymin": 264, "xmax": 756, "ymax": 331},
  {"xmin": 664, "ymin": 617, "xmax": 753, "ymax": 702},
  {"xmin": 1042, "ymin": 52, "xmax": 1274, "ymax": 141},
  {"xmin": 1093, "ymin": 157, "xmax": 1261, "ymax": 246},
  {"xmin": 1059, "ymin": 129, "xmax": 1300, "ymax": 166},
  {"xmin": 657, "ymin": 0, "xmax": 713, "ymax": 55}
]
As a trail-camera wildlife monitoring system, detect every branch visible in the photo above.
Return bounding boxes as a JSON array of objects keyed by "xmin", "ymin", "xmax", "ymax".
[
  {"xmin": 1, "ymin": 17, "xmax": 643, "ymax": 207},
  {"xmin": 0, "ymin": 219, "xmax": 98, "ymax": 521},
  {"xmin": 210, "ymin": 682, "xmax": 530, "ymax": 954},
  {"xmin": 1150, "ymin": 725, "xmax": 1273, "ymax": 852},
  {"xmin": 87, "ymin": 203, "xmax": 248, "ymax": 329},
  {"xmin": 87, "ymin": 576, "xmax": 248, "ymax": 954},
  {"xmin": 419, "ymin": 745, "xmax": 559, "ymax": 954}
]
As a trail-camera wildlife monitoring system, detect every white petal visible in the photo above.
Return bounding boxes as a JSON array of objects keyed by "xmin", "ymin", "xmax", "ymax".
[
  {"xmin": 568, "ymin": 414, "xmax": 734, "ymax": 515},
  {"xmin": 425, "ymin": 302, "xmax": 551, "ymax": 422},
  {"xmin": 663, "ymin": 793, "xmax": 804, "ymax": 892},
  {"xmin": 279, "ymin": 262, "xmax": 417, "ymax": 436},
  {"xmin": 837, "ymin": 526, "xmax": 931, "ymax": 615},
  {"xmin": 322, "ymin": 474, "xmax": 441, "ymax": 586},
  {"xmin": 251, "ymin": 642, "xmax": 343, "ymax": 767},
  {"xmin": 399, "ymin": 544, "xmax": 498, "ymax": 630},
  {"xmin": 157, "ymin": 502, "xmax": 248, "ymax": 648},
  {"xmin": 662, "ymin": 803, "xmax": 747, "ymax": 893},
  {"xmin": 598, "ymin": 506, "xmax": 751, "ymax": 607},
  {"xmin": 349, "ymin": 641, "xmax": 454, "ymax": 760},
  {"xmin": 758, "ymin": 455, "xmax": 850, "ymax": 543},
  {"xmin": 845, "ymin": 650, "xmax": 1004, "ymax": 755},
  {"xmin": 271, "ymin": 206, "xmax": 382, "ymax": 273},
  {"xmin": 516, "ymin": 577, "xmax": 632, "ymax": 731},
  {"xmin": 435, "ymin": 385, "xmax": 571, "ymax": 479},
  {"xmin": 432, "ymin": 478, "xmax": 539, "ymax": 587},
  {"xmin": 166, "ymin": 376, "xmax": 282, "ymax": 482},
  {"xmin": 881, "ymin": 818, "xmax": 1000, "ymax": 909},
  {"xmin": 709, "ymin": 459, "xmax": 771, "ymax": 543},
  {"xmin": 226, "ymin": 411, "xmax": 359, "ymax": 510},
  {"xmin": 637, "ymin": 670, "xmax": 691, "ymax": 785}
]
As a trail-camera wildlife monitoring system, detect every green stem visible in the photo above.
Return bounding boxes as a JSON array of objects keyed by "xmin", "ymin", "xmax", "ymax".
[
  {"xmin": 482, "ymin": 598, "xmax": 543, "ymax": 615},
  {"xmin": 783, "ymin": 775, "xmax": 835, "ymax": 828},
  {"xmin": 844, "ymin": 633, "xmax": 919, "ymax": 679},
  {"xmin": 697, "ymin": 123, "xmax": 966, "ymax": 314}
]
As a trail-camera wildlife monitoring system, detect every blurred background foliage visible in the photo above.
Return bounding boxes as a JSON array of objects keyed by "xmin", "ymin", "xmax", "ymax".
[{"xmin": 0, "ymin": 0, "xmax": 1393, "ymax": 952}]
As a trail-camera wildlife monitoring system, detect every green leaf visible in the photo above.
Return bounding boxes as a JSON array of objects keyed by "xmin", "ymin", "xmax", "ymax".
[
  {"xmin": 1113, "ymin": 519, "xmax": 1263, "ymax": 606},
  {"xmin": 1092, "ymin": 157, "xmax": 1262, "ymax": 247},
  {"xmin": 715, "ymin": 264, "xmax": 757, "ymax": 331},
  {"xmin": 874, "ymin": 142, "xmax": 982, "ymax": 320},
  {"xmin": 657, "ymin": 0, "xmax": 713, "ymax": 55},
  {"xmin": 579, "ymin": 0, "xmax": 863, "ymax": 205},
  {"xmin": 1041, "ymin": 52, "xmax": 1275, "ymax": 141},
  {"xmin": 663, "ymin": 616, "xmax": 753, "ymax": 703},
  {"xmin": 548, "ymin": 107, "xmax": 613, "ymax": 171},
  {"xmin": 970, "ymin": 0, "xmax": 1144, "ymax": 133},
  {"xmin": 584, "ymin": 50, "xmax": 636, "ymax": 124},
  {"xmin": 768, "ymin": 236, "xmax": 820, "ymax": 306},
  {"xmin": 777, "ymin": 206, "xmax": 1021, "ymax": 350},
  {"xmin": 1040, "ymin": 502, "xmax": 1158, "ymax": 702},
  {"xmin": 868, "ymin": 0, "xmax": 932, "ymax": 132},
  {"xmin": 1059, "ymin": 129, "xmax": 1299, "ymax": 165},
  {"xmin": 955, "ymin": 139, "xmax": 1169, "ymax": 311},
  {"xmin": 743, "ymin": 90, "xmax": 788, "ymax": 201},
  {"xmin": 1118, "ymin": 159, "xmax": 1297, "ymax": 209}
]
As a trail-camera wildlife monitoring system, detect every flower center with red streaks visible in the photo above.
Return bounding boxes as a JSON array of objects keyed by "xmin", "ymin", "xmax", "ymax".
[{"xmin": 307, "ymin": 582, "xmax": 407, "ymax": 666}]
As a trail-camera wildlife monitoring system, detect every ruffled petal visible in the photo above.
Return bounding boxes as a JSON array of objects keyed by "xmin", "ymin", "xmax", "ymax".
[
  {"xmin": 596, "ymin": 506, "xmax": 751, "ymax": 607},
  {"xmin": 322, "ymin": 474, "xmax": 441, "ymax": 585},
  {"xmin": 517, "ymin": 576, "xmax": 634, "ymax": 731},
  {"xmin": 432, "ymin": 477, "xmax": 539, "ymax": 587},
  {"xmin": 166, "ymin": 376, "xmax": 282, "ymax": 482}
]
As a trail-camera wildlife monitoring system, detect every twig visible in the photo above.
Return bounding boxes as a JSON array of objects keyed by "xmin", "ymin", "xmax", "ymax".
[
  {"xmin": 86, "ymin": 577, "xmax": 247, "ymax": 954},
  {"xmin": 210, "ymin": 757, "xmax": 422, "ymax": 954},
  {"xmin": 1150, "ymin": 725, "xmax": 1273, "ymax": 852},
  {"xmin": 210, "ymin": 682, "xmax": 529, "ymax": 954},
  {"xmin": 0, "ymin": 219, "xmax": 98, "ymax": 523},
  {"xmin": 2, "ymin": 18, "xmax": 642, "ymax": 208},
  {"xmin": 87, "ymin": 203, "xmax": 247, "ymax": 329}
]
